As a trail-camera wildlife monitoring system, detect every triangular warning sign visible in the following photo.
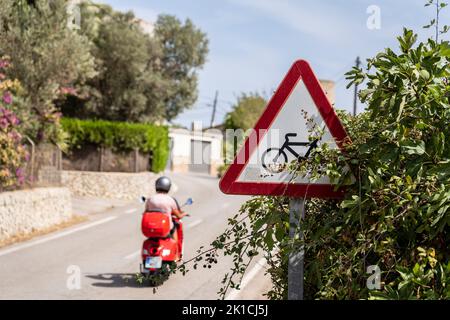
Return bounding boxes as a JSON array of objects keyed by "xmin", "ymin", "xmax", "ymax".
[{"xmin": 219, "ymin": 60, "xmax": 350, "ymax": 199}]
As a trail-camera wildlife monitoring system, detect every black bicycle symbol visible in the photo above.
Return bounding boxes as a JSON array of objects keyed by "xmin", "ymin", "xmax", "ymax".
[{"xmin": 261, "ymin": 133, "xmax": 318, "ymax": 173}]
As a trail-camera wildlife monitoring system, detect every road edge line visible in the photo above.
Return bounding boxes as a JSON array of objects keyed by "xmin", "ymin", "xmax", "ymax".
[
  {"xmin": 0, "ymin": 216, "xmax": 117, "ymax": 257},
  {"xmin": 225, "ymin": 257, "xmax": 267, "ymax": 300}
]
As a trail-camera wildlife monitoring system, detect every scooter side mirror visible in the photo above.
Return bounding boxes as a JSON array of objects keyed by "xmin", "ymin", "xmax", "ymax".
[{"xmin": 184, "ymin": 198, "xmax": 193, "ymax": 206}]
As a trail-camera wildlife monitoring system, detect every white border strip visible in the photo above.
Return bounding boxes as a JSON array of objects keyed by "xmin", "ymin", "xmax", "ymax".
[
  {"xmin": 186, "ymin": 219, "xmax": 203, "ymax": 229},
  {"xmin": 124, "ymin": 250, "xmax": 141, "ymax": 260},
  {"xmin": 0, "ymin": 216, "xmax": 117, "ymax": 258},
  {"xmin": 225, "ymin": 257, "xmax": 267, "ymax": 300}
]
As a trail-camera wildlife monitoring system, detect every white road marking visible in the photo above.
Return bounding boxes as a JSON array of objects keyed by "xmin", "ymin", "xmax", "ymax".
[
  {"xmin": 124, "ymin": 250, "xmax": 141, "ymax": 260},
  {"xmin": 125, "ymin": 208, "xmax": 138, "ymax": 214},
  {"xmin": 0, "ymin": 216, "xmax": 117, "ymax": 258},
  {"xmin": 225, "ymin": 257, "xmax": 267, "ymax": 300},
  {"xmin": 186, "ymin": 219, "xmax": 203, "ymax": 229}
]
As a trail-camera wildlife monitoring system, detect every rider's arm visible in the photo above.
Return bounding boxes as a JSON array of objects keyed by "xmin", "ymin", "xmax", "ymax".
[
  {"xmin": 171, "ymin": 197, "xmax": 187, "ymax": 219},
  {"xmin": 172, "ymin": 209, "xmax": 187, "ymax": 219}
]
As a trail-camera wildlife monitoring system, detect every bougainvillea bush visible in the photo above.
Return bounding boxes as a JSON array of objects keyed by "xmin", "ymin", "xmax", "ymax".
[{"xmin": 0, "ymin": 58, "xmax": 28, "ymax": 191}]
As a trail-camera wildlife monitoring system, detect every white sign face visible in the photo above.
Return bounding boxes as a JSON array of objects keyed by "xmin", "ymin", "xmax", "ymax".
[
  {"xmin": 219, "ymin": 60, "xmax": 350, "ymax": 198},
  {"xmin": 237, "ymin": 79, "xmax": 338, "ymax": 184}
]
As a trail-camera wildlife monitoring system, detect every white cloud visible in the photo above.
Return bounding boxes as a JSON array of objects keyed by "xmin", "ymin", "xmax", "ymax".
[{"xmin": 227, "ymin": 0, "xmax": 355, "ymax": 45}]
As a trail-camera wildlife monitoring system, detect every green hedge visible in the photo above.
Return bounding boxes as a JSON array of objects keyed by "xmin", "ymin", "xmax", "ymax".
[{"xmin": 61, "ymin": 118, "xmax": 169, "ymax": 173}]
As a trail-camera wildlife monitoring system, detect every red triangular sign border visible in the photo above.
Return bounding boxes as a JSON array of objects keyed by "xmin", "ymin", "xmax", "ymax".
[{"xmin": 219, "ymin": 60, "xmax": 350, "ymax": 199}]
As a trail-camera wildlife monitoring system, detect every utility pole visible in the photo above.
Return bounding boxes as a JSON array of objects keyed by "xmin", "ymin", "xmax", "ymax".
[
  {"xmin": 210, "ymin": 90, "xmax": 219, "ymax": 128},
  {"xmin": 436, "ymin": 0, "xmax": 440, "ymax": 42},
  {"xmin": 353, "ymin": 56, "xmax": 361, "ymax": 116}
]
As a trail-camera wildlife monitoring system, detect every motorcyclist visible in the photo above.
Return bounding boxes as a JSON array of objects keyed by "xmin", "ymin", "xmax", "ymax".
[{"xmin": 145, "ymin": 176, "xmax": 187, "ymax": 245}]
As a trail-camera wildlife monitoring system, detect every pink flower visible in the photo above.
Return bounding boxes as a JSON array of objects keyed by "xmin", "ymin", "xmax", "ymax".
[
  {"xmin": 16, "ymin": 168, "xmax": 25, "ymax": 185},
  {"xmin": 2, "ymin": 91, "xmax": 12, "ymax": 104},
  {"xmin": 8, "ymin": 131, "xmax": 21, "ymax": 143},
  {"xmin": 8, "ymin": 114, "xmax": 20, "ymax": 126},
  {"xmin": 0, "ymin": 60, "xmax": 10, "ymax": 69},
  {"xmin": 60, "ymin": 87, "xmax": 77, "ymax": 96},
  {"xmin": 0, "ymin": 117, "xmax": 8, "ymax": 129},
  {"xmin": 0, "ymin": 107, "xmax": 20, "ymax": 128}
]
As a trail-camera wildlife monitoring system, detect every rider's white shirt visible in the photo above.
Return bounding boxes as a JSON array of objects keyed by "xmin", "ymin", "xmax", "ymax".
[{"xmin": 145, "ymin": 193, "xmax": 178, "ymax": 229}]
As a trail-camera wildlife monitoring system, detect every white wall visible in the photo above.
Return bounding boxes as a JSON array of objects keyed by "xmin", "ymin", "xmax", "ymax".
[
  {"xmin": 169, "ymin": 129, "xmax": 192, "ymax": 160},
  {"xmin": 168, "ymin": 128, "xmax": 223, "ymax": 173}
]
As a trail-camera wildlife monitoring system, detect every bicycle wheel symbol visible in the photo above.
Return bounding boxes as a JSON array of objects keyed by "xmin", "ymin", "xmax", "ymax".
[
  {"xmin": 260, "ymin": 133, "xmax": 319, "ymax": 174},
  {"xmin": 261, "ymin": 148, "xmax": 288, "ymax": 174}
]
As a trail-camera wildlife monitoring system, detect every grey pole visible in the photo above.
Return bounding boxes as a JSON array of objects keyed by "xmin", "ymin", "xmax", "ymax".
[
  {"xmin": 210, "ymin": 90, "xmax": 219, "ymax": 128},
  {"xmin": 288, "ymin": 198, "xmax": 305, "ymax": 300}
]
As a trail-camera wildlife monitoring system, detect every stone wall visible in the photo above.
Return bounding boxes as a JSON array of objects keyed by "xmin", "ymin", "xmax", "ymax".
[
  {"xmin": 0, "ymin": 188, "xmax": 72, "ymax": 242},
  {"xmin": 60, "ymin": 171, "xmax": 157, "ymax": 200}
]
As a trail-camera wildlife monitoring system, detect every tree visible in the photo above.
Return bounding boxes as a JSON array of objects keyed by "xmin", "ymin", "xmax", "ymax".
[
  {"xmin": 224, "ymin": 92, "xmax": 267, "ymax": 131},
  {"xmin": 73, "ymin": 5, "xmax": 160, "ymax": 122},
  {"xmin": 0, "ymin": 0, "xmax": 97, "ymax": 146},
  {"xmin": 154, "ymin": 15, "xmax": 209, "ymax": 121},
  {"xmin": 220, "ymin": 92, "xmax": 267, "ymax": 169},
  {"xmin": 62, "ymin": 5, "xmax": 209, "ymax": 123}
]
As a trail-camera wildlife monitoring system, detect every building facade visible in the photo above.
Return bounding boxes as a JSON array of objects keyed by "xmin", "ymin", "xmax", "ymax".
[{"xmin": 167, "ymin": 126, "xmax": 223, "ymax": 177}]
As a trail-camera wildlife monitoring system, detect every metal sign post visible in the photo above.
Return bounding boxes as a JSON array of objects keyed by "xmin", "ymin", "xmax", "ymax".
[{"xmin": 288, "ymin": 198, "xmax": 305, "ymax": 300}]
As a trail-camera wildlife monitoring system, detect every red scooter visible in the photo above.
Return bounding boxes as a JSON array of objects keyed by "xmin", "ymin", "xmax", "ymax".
[{"xmin": 139, "ymin": 197, "xmax": 193, "ymax": 285}]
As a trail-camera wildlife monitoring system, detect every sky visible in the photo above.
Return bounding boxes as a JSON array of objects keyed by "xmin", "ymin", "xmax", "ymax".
[{"xmin": 99, "ymin": 0, "xmax": 450, "ymax": 128}]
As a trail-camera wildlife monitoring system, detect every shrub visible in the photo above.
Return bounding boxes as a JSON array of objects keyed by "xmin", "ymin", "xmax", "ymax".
[
  {"xmin": 61, "ymin": 118, "xmax": 169, "ymax": 173},
  {"xmin": 194, "ymin": 28, "xmax": 450, "ymax": 300},
  {"xmin": 0, "ymin": 58, "xmax": 28, "ymax": 190}
]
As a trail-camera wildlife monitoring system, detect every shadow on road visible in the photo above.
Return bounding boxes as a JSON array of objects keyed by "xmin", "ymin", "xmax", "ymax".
[{"xmin": 86, "ymin": 273, "xmax": 145, "ymax": 289}]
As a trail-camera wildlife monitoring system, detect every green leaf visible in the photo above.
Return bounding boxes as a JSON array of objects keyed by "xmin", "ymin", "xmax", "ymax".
[
  {"xmin": 413, "ymin": 263, "xmax": 421, "ymax": 276},
  {"xmin": 264, "ymin": 230, "xmax": 275, "ymax": 251},
  {"xmin": 419, "ymin": 70, "xmax": 430, "ymax": 81},
  {"xmin": 401, "ymin": 140, "xmax": 426, "ymax": 155},
  {"xmin": 396, "ymin": 98, "xmax": 406, "ymax": 122},
  {"xmin": 275, "ymin": 226, "xmax": 286, "ymax": 242},
  {"xmin": 398, "ymin": 28, "xmax": 418, "ymax": 52},
  {"xmin": 440, "ymin": 41, "xmax": 450, "ymax": 57}
]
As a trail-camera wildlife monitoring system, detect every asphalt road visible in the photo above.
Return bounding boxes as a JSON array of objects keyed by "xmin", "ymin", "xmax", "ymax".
[{"xmin": 0, "ymin": 173, "xmax": 271, "ymax": 300}]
